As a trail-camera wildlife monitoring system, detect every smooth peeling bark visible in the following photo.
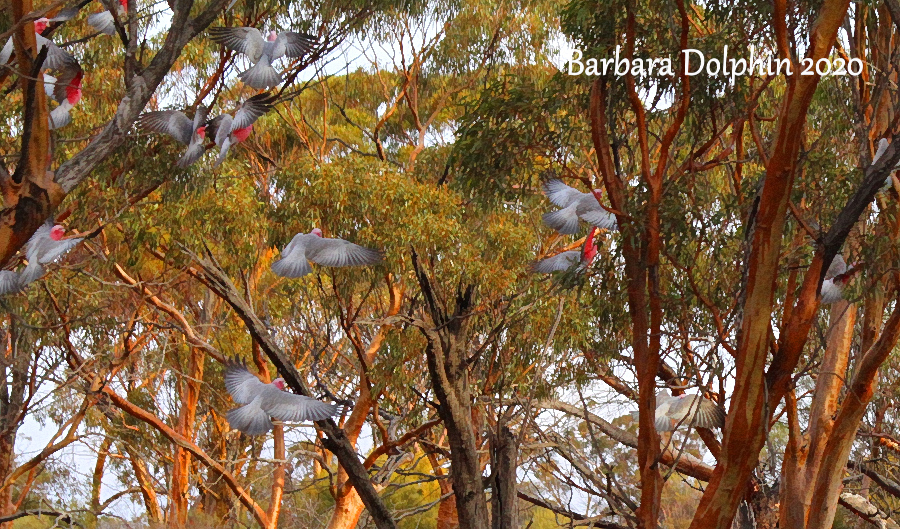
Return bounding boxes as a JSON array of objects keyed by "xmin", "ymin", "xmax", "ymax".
[
  {"xmin": 169, "ymin": 346, "xmax": 206, "ymax": 525},
  {"xmin": 689, "ymin": 1, "xmax": 852, "ymax": 527},
  {"xmin": 805, "ymin": 298, "xmax": 900, "ymax": 528}
]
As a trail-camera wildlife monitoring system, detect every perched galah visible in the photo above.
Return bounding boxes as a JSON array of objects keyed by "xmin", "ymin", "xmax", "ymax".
[
  {"xmin": 224, "ymin": 360, "xmax": 342, "ymax": 435},
  {"xmin": 541, "ymin": 179, "xmax": 617, "ymax": 234},
  {"xmin": 138, "ymin": 105, "xmax": 210, "ymax": 167},
  {"xmin": 0, "ymin": 16, "xmax": 79, "ymax": 71},
  {"xmin": 271, "ymin": 229, "xmax": 383, "ymax": 278},
  {"xmin": 530, "ymin": 227, "xmax": 599, "ymax": 274},
  {"xmin": 88, "ymin": 0, "xmax": 128, "ymax": 36},
  {"xmin": 209, "ymin": 27, "xmax": 316, "ymax": 89},
  {"xmin": 47, "ymin": 65, "xmax": 83, "ymax": 130},
  {"xmin": 821, "ymin": 254, "xmax": 856, "ymax": 304},
  {"xmin": 206, "ymin": 92, "xmax": 275, "ymax": 167},
  {"xmin": 0, "ymin": 222, "xmax": 83, "ymax": 294},
  {"xmin": 630, "ymin": 391, "xmax": 725, "ymax": 432}
]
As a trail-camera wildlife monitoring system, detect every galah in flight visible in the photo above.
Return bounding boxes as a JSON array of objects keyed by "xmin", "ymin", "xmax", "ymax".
[
  {"xmin": 0, "ymin": 222, "xmax": 83, "ymax": 295},
  {"xmin": 821, "ymin": 254, "xmax": 856, "ymax": 304},
  {"xmin": 271, "ymin": 229, "xmax": 383, "ymax": 278},
  {"xmin": 630, "ymin": 391, "xmax": 725, "ymax": 432},
  {"xmin": 208, "ymin": 26, "xmax": 316, "ymax": 89},
  {"xmin": 530, "ymin": 227, "xmax": 599, "ymax": 274},
  {"xmin": 138, "ymin": 105, "xmax": 210, "ymax": 167},
  {"xmin": 206, "ymin": 92, "xmax": 275, "ymax": 167},
  {"xmin": 224, "ymin": 360, "xmax": 342, "ymax": 435},
  {"xmin": 46, "ymin": 65, "xmax": 83, "ymax": 130},
  {"xmin": 0, "ymin": 16, "xmax": 79, "ymax": 71},
  {"xmin": 88, "ymin": 0, "xmax": 128, "ymax": 36},
  {"xmin": 541, "ymin": 179, "xmax": 617, "ymax": 234}
]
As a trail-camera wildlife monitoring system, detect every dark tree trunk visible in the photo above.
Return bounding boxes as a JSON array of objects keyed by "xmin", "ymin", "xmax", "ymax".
[{"xmin": 490, "ymin": 426, "xmax": 518, "ymax": 529}]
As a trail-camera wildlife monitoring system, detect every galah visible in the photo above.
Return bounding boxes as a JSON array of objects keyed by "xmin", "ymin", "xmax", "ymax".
[
  {"xmin": 0, "ymin": 16, "xmax": 79, "ymax": 71},
  {"xmin": 541, "ymin": 179, "xmax": 617, "ymax": 234},
  {"xmin": 821, "ymin": 254, "xmax": 855, "ymax": 304},
  {"xmin": 138, "ymin": 105, "xmax": 210, "ymax": 167},
  {"xmin": 0, "ymin": 222, "xmax": 83, "ymax": 294},
  {"xmin": 206, "ymin": 92, "xmax": 275, "ymax": 167},
  {"xmin": 631, "ymin": 391, "xmax": 725, "ymax": 432},
  {"xmin": 88, "ymin": 0, "xmax": 128, "ymax": 36},
  {"xmin": 47, "ymin": 65, "xmax": 83, "ymax": 130},
  {"xmin": 271, "ymin": 229, "xmax": 383, "ymax": 278},
  {"xmin": 224, "ymin": 360, "xmax": 342, "ymax": 435},
  {"xmin": 530, "ymin": 227, "xmax": 599, "ymax": 274},
  {"xmin": 209, "ymin": 27, "xmax": 316, "ymax": 89}
]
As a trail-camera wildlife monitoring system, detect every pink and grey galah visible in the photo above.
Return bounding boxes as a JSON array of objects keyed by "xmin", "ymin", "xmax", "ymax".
[
  {"xmin": 206, "ymin": 92, "xmax": 275, "ymax": 167},
  {"xmin": 630, "ymin": 391, "xmax": 725, "ymax": 432},
  {"xmin": 46, "ymin": 66, "xmax": 83, "ymax": 130},
  {"xmin": 541, "ymin": 179, "xmax": 617, "ymax": 234},
  {"xmin": 0, "ymin": 222, "xmax": 83, "ymax": 295},
  {"xmin": 0, "ymin": 16, "xmax": 79, "ymax": 71},
  {"xmin": 530, "ymin": 227, "xmax": 599, "ymax": 274},
  {"xmin": 271, "ymin": 229, "xmax": 383, "ymax": 278},
  {"xmin": 208, "ymin": 26, "xmax": 316, "ymax": 89},
  {"xmin": 224, "ymin": 360, "xmax": 342, "ymax": 435},
  {"xmin": 821, "ymin": 254, "xmax": 856, "ymax": 304},
  {"xmin": 138, "ymin": 105, "xmax": 210, "ymax": 167},
  {"xmin": 88, "ymin": 0, "xmax": 128, "ymax": 36}
]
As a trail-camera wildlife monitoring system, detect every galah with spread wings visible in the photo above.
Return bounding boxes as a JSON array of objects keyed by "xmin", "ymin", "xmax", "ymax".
[
  {"xmin": 206, "ymin": 92, "xmax": 275, "ymax": 167},
  {"xmin": 224, "ymin": 360, "xmax": 342, "ymax": 435},
  {"xmin": 0, "ymin": 222, "xmax": 83, "ymax": 295},
  {"xmin": 88, "ymin": 0, "xmax": 128, "ymax": 36},
  {"xmin": 0, "ymin": 16, "xmax": 79, "ymax": 71},
  {"xmin": 530, "ymin": 227, "xmax": 599, "ymax": 274},
  {"xmin": 271, "ymin": 229, "xmax": 383, "ymax": 278},
  {"xmin": 541, "ymin": 179, "xmax": 617, "ymax": 234},
  {"xmin": 630, "ymin": 391, "xmax": 725, "ymax": 432},
  {"xmin": 208, "ymin": 26, "xmax": 316, "ymax": 89},
  {"xmin": 821, "ymin": 254, "xmax": 856, "ymax": 304},
  {"xmin": 137, "ymin": 105, "xmax": 209, "ymax": 167}
]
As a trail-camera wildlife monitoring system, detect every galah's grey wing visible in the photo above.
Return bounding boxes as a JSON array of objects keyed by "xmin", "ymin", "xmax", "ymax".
[
  {"xmin": 48, "ymin": 103, "xmax": 72, "ymax": 130},
  {"xmin": 138, "ymin": 110, "xmax": 194, "ymax": 144},
  {"xmin": 542, "ymin": 179, "xmax": 586, "ymax": 208},
  {"xmin": 38, "ymin": 237, "xmax": 82, "ymax": 264},
  {"xmin": 271, "ymin": 235, "xmax": 312, "ymax": 277},
  {"xmin": 261, "ymin": 389, "xmax": 340, "ymax": 422},
  {"xmin": 276, "ymin": 31, "xmax": 316, "ymax": 58},
  {"xmin": 542, "ymin": 205, "xmax": 580, "ymax": 234},
  {"xmin": 25, "ymin": 222, "xmax": 54, "ymax": 265},
  {"xmin": 176, "ymin": 141, "xmax": 206, "ymax": 168},
  {"xmin": 530, "ymin": 250, "xmax": 580, "ymax": 274},
  {"xmin": 50, "ymin": 7, "xmax": 81, "ymax": 21},
  {"xmin": 0, "ymin": 39, "xmax": 13, "ymax": 65},
  {"xmin": 208, "ymin": 27, "xmax": 265, "ymax": 62},
  {"xmin": 18, "ymin": 262, "xmax": 44, "ymax": 287},
  {"xmin": 87, "ymin": 11, "xmax": 116, "ymax": 34},
  {"xmin": 230, "ymin": 92, "xmax": 275, "ymax": 131},
  {"xmin": 0, "ymin": 271, "xmax": 22, "ymax": 295},
  {"xmin": 691, "ymin": 398, "xmax": 726, "ymax": 429},
  {"xmin": 825, "ymin": 255, "xmax": 847, "ymax": 279},
  {"xmin": 34, "ymin": 34, "xmax": 78, "ymax": 70},
  {"xmin": 579, "ymin": 206, "xmax": 618, "ymax": 231},
  {"xmin": 305, "ymin": 237, "xmax": 383, "ymax": 268},
  {"xmin": 224, "ymin": 361, "xmax": 267, "ymax": 404},
  {"xmin": 192, "ymin": 105, "xmax": 209, "ymax": 132},
  {"xmin": 227, "ymin": 400, "xmax": 273, "ymax": 435}
]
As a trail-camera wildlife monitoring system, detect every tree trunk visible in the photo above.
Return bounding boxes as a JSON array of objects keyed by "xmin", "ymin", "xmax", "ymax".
[
  {"xmin": 169, "ymin": 345, "xmax": 205, "ymax": 525},
  {"xmin": 490, "ymin": 426, "xmax": 517, "ymax": 529}
]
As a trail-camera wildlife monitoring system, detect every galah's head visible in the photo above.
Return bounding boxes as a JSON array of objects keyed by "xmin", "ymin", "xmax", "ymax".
[
  {"xmin": 119, "ymin": 0, "xmax": 128, "ymax": 10},
  {"xmin": 311, "ymin": 228, "xmax": 323, "ymax": 237},
  {"xmin": 196, "ymin": 125, "xmax": 207, "ymax": 139},
  {"xmin": 272, "ymin": 378, "xmax": 286, "ymax": 390},
  {"xmin": 232, "ymin": 125, "xmax": 253, "ymax": 143},
  {"xmin": 34, "ymin": 18, "xmax": 50, "ymax": 34},
  {"xmin": 581, "ymin": 227, "xmax": 599, "ymax": 264},
  {"xmin": 267, "ymin": 30, "xmax": 278, "ymax": 41},
  {"xmin": 49, "ymin": 225, "xmax": 65, "ymax": 241}
]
